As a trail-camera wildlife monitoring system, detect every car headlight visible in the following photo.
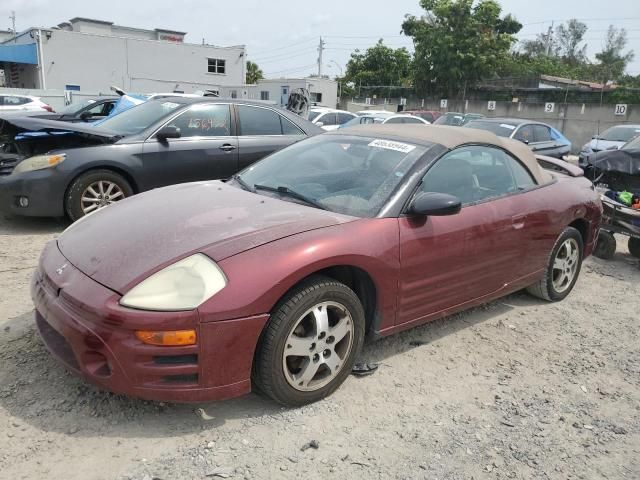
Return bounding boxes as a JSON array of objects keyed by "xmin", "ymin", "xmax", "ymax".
[
  {"xmin": 120, "ymin": 254, "xmax": 227, "ymax": 311},
  {"xmin": 12, "ymin": 154, "xmax": 65, "ymax": 175}
]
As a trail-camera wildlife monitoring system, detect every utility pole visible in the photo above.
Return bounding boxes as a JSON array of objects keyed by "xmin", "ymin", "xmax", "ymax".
[
  {"xmin": 545, "ymin": 21, "xmax": 554, "ymax": 56},
  {"xmin": 317, "ymin": 36, "xmax": 325, "ymax": 77},
  {"xmin": 9, "ymin": 11, "xmax": 16, "ymax": 42}
]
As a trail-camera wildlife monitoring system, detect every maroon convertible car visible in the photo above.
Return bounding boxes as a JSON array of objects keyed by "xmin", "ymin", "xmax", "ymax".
[{"xmin": 32, "ymin": 125, "xmax": 601, "ymax": 406}]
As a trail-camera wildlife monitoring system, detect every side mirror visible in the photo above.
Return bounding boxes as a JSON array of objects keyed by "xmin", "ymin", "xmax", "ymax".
[
  {"xmin": 156, "ymin": 126, "xmax": 181, "ymax": 141},
  {"xmin": 315, "ymin": 121, "xmax": 324, "ymax": 127},
  {"xmin": 79, "ymin": 111, "xmax": 93, "ymax": 121},
  {"xmin": 519, "ymin": 138, "xmax": 530, "ymax": 145},
  {"xmin": 408, "ymin": 192, "xmax": 462, "ymax": 216}
]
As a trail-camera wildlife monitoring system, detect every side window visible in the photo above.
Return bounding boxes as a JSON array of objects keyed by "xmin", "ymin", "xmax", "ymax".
[
  {"xmin": 166, "ymin": 104, "xmax": 231, "ymax": 137},
  {"xmin": 337, "ymin": 112, "xmax": 355, "ymax": 124},
  {"xmin": 319, "ymin": 113, "xmax": 337, "ymax": 126},
  {"xmin": 280, "ymin": 116, "xmax": 304, "ymax": 135},
  {"xmin": 86, "ymin": 102, "xmax": 106, "ymax": 115},
  {"xmin": 505, "ymin": 154, "xmax": 537, "ymax": 190},
  {"xmin": 103, "ymin": 101, "xmax": 116, "ymax": 116},
  {"xmin": 420, "ymin": 146, "xmax": 519, "ymax": 205},
  {"xmin": 384, "ymin": 117, "xmax": 404, "ymax": 124},
  {"xmin": 514, "ymin": 125, "xmax": 535, "ymax": 143},
  {"xmin": 403, "ymin": 117, "xmax": 424, "ymax": 124},
  {"xmin": 238, "ymin": 105, "xmax": 283, "ymax": 135},
  {"xmin": 4, "ymin": 96, "xmax": 29, "ymax": 106},
  {"xmin": 533, "ymin": 125, "xmax": 552, "ymax": 142}
]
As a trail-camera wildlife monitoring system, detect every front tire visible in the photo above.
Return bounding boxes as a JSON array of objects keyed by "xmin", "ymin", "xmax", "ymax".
[
  {"xmin": 253, "ymin": 276, "xmax": 365, "ymax": 407},
  {"xmin": 527, "ymin": 226, "xmax": 583, "ymax": 302},
  {"xmin": 593, "ymin": 231, "xmax": 616, "ymax": 260},
  {"xmin": 65, "ymin": 170, "xmax": 133, "ymax": 221},
  {"xmin": 628, "ymin": 237, "xmax": 640, "ymax": 259}
]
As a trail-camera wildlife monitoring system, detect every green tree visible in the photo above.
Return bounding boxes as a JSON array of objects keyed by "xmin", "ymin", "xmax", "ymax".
[
  {"xmin": 342, "ymin": 40, "xmax": 413, "ymax": 96},
  {"xmin": 554, "ymin": 19, "xmax": 588, "ymax": 65},
  {"xmin": 402, "ymin": 0, "xmax": 521, "ymax": 96},
  {"xmin": 246, "ymin": 61, "xmax": 264, "ymax": 84},
  {"xmin": 594, "ymin": 26, "xmax": 635, "ymax": 82}
]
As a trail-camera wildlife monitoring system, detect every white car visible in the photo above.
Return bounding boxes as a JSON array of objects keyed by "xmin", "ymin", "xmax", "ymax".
[
  {"xmin": 0, "ymin": 94, "xmax": 54, "ymax": 113},
  {"xmin": 340, "ymin": 113, "xmax": 430, "ymax": 129},
  {"xmin": 308, "ymin": 108, "xmax": 358, "ymax": 131}
]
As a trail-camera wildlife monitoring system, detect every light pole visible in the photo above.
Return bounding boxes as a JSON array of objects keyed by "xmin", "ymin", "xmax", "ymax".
[{"xmin": 327, "ymin": 61, "xmax": 343, "ymax": 107}]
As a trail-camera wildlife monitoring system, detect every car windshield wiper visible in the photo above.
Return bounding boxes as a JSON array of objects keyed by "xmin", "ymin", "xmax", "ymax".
[
  {"xmin": 231, "ymin": 174, "xmax": 254, "ymax": 192},
  {"xmin": 253, "ymin": 184, "xmax": 327, "ymax": 210}
]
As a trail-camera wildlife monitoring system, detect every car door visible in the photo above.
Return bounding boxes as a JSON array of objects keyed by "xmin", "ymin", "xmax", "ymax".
[
  {"xmin": 140, "ymin": 103, "xmax": 239, "ymax": 188},
  {"xmin": 235, "ymin": 104, "xmax": 306, "ymax": 170},
  {"xmin": 531, "ymin": 124, "xmax": 563, "ymax": 157},
  {"xmin": 317, "ymin": 112, "xmax": 338, "ymax": 131},
  {"xmin": 396, "ymin": 145, "xmax": 527, "ymax": 325}
]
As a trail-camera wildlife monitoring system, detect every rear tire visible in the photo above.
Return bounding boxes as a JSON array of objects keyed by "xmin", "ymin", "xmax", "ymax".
[
  {"xmin": 253, "ymin": 276, "xmax": 365, "ymax": 407},
  {"xmin": 628, "ymin": 237, "xmax": 640, "ymax": 259},
  {"xmin": 527, "ymin": 226, "xmax": 583, "ymax": 302},
  {"xmin": 65, "ymin": 170, "xmax": 133, "ymax": 221},
  {"xmin": 593, "ymin": 231, "xmax": 616, "ymax": 260}
]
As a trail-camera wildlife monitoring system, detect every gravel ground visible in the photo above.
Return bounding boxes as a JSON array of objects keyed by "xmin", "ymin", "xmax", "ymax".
[{"xmin": 0, "ymin": 214, "xmax": 638, "ymax": 480}]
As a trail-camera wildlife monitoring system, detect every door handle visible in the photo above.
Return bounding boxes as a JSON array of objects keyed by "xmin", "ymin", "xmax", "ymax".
[
  {"xmin": 512, "ymin": 214, "xmax": 526, "ymax": 230},
  {"xmin": 219, "ymin": 144, "xmax": 236, "ymax": 152}
]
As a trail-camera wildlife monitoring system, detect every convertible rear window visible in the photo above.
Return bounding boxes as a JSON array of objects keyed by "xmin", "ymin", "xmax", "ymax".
[{"xmin": 237, "ymin": 135, "xmax": 428, "ymax": 217}]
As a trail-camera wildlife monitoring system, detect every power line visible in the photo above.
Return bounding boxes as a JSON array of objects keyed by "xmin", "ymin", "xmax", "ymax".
[
  {"xmin": 522, "ymin": 17, "xmax": 640, "ymax": 26},
  {"xmin": 265, "ymin": 63, "xmax": 317, "ymax": 75},
  {"xmin": 249, "ymin": 36, "xmax": 317, "ymax": 57},
  {"xmin": 249, "ymin": 47, "xmax": 317, "ymax": 63}
]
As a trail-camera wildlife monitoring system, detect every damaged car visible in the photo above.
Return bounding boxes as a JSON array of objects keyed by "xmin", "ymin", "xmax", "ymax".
[
  {"xmin": 32, "ymin": 125, "xmax": 601, "ymax": 406},
  {"xmin": 0, "ymin": 97, "xmax": 322, "ymax": 220}
]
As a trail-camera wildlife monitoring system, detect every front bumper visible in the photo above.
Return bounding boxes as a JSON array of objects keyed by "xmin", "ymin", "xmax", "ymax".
[
  {"xmin": 0, "ymin": 169, "xmax": 65, "ymax": 217},
  {"xmin": 32, "ymin": 241, "xmax": 269, "ymax": 402}
]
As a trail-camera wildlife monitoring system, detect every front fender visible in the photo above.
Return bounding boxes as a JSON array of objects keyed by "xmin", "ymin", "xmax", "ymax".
[{"xmin": 199, "ymin": 218, "xmax": 400, "ymax": 331}]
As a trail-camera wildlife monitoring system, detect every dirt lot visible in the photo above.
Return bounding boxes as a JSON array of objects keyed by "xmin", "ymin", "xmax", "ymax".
[{"xmin": 0, "ymin": 214, "xmax": 638, "ymax": 480}]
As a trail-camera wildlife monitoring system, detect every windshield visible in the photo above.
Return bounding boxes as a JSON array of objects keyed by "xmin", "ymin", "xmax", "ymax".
[
  {"xmin": 57, "ymin": 99, "xmax": 98, "ymax": 114},
  {"xmin": 96, "ymin": 100, "xmax": 184, "ymax": 135},
  {"xmin": 236, "ymin": 135, "xmax": 427, "ymax": 217},
  {"xmin": 434, "ymin": 113, "xmax": 465, "ymax": 126},
  {"xmin": 464, "ymin": 120, "xmax": 516, "ymax": 137},
  {"xmin": 308, "ymin": 111, "xmax": 322, "ymax": 121},
  {"xmin": 600, "ymin": 126, "xmax": 640, "ymax": 142},
  {"xmin": 623, "ymin": 135, "xmax": 640, "ymax": 150},
  {"xmin": 341, "ymin": 116, "xmax": 385, "ymax": 128}
]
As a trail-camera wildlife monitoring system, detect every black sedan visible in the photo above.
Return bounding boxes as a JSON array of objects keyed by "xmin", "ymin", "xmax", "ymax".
[
  {"xmin": 0, "ymin": 98, "xmax": 322, "ymax": 220},
  {"xmin": 464, "ymin": 118, "xmax": 572, "ymax": 159}
]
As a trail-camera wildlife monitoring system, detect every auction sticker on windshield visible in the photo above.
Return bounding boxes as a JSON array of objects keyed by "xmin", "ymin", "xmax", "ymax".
[{"xmin": 368, "ymin": 139, "xmax": 416, "ymax": 154}]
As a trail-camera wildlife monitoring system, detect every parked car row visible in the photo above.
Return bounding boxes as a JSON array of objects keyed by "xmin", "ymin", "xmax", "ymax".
[{"xmin": 0, "ymin": 98, "xmax": 322, "ymax": 219}]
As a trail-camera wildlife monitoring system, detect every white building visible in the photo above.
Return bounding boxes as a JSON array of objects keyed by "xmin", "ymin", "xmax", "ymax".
[
  {"xmin": 0, "ymin": 18, "xmax": 246, "ymax": 93},
  {"xmin": 219, "ymin": 76, "xmax": 338, "ymax": 109}
]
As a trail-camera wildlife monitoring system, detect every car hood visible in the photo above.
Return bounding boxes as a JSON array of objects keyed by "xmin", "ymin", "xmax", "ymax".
[
  {"xmin": 0, "ymin": 115, "xmax": 122, "ymax": 144},
  {"xmin": 587, "ymin": 138, "xmax": 623, "ymax": 152},
  {"xmin": 57, "ymin": 181, "xmax": 356, "ymax": 294}
]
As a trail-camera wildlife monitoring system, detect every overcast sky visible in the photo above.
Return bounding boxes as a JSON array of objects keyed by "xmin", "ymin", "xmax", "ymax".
[{"xmin": 4, "ymin": 0, "xmax": 640, "ymax": 79}]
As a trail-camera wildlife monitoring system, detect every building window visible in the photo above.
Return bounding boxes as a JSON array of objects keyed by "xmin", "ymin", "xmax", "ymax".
[
  {"xmin": 207, "ymin": 58, "xmax": 226, "ymax": 74},
  {"xmin": 230, "ymin": 90, "xmax": 238, "ymax": 99},
  {"xmin": 260, "ymin": 91, "xmax": 269, "ymax": 101},
  {"xmin": 310, "ymin": 92, "xmax": 323, "ymax": 103}
]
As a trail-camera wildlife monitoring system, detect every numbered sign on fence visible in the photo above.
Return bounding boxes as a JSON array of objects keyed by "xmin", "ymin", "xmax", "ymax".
[
  {"xmin": 615, "ymin": 104, "xmax": 628, "ymax": 116},
  {"xmin": 544, "ymin": 102, "xmax": 555, "ymax": 113},
  {"xmin": 440, "ymin": 99, "xmax": 448, "ymax": 109},
  {"xmin": 487, "ymin": 100, "xmax": 496, "ymax": 111}
]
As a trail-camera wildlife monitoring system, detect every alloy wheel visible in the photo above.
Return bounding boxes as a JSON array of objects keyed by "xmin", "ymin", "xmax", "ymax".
[
  {"xmin": 282, "ymin": 301, "xmax": 354, "ymax": 392},
  {"xmin": 552, "ymin": 238, "xmax": 580, "ymax": 293},
  {"xmin": 81, "ymin": 180, "xmax": 125, "ymax": 214}
]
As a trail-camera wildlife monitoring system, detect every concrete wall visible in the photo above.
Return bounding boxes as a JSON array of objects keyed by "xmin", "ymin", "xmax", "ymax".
[
  {"xmin": 33, "ymin": 29, "xmax": 244, "ymax": 93},
  {"xmin": 346, "ymin": 99, "xmax": 640, "ymax": 153}
]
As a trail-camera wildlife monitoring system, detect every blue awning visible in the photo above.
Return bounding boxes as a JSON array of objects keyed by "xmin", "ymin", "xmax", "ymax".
[{"xmin": 0, "ymin": 43, "xmax": 38, "ymax": 65}]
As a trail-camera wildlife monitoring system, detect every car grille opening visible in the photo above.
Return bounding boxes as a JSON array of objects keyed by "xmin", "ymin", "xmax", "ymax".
[
  {"xmin": 36, "ymin": 313, "xmax": 80, "ymax": 370},
  {"xmin": 153, "ymin": 354, "xmax": 198, "ymax": 365},
  {"xmin": 162, "ymin": 374, "xmax": 198, "ymax": 384},
  {"xmin": 0, "ymin": 155, "xmax": 20, "ymax": 176}
]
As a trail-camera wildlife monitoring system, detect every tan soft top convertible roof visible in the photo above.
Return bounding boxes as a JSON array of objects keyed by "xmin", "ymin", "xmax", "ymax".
[{"xmin": 334, "ymin": 124, "xmax": 551, "ymax": 184}]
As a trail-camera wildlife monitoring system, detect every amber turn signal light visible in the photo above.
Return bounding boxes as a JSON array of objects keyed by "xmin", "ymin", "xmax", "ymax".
[{"xmin": 135, "ymin": 329, "xmax": 197, "ymax": 346}]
